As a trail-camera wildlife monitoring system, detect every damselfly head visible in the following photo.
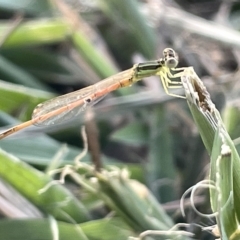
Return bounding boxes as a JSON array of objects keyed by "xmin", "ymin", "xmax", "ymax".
[{"xmin": 163, "ymin": 48, "xmax": 179, "ymax": 69}]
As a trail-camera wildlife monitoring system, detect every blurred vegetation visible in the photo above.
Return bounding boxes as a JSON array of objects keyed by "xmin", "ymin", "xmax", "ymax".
[{"xmin": 1, "ymin": 0, "xmax": 240, "ymax": 239}]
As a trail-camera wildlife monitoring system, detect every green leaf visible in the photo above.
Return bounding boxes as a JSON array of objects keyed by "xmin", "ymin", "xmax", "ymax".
[
  {"xmin": 72, "ymin": 32, "xmax": 117, "ymax": 78},
  {"xmin": 222, "ymin": 105, "xmax": 240, "ymax": 140},
  {"xmin": 0, "ymin": 81, "xmax": 54, "ymax": 121},
  {"xmin": 210, "ymin": 129, "xmax": 237, "ymax": 238},
  {"xmin": 0, "ymin": 135, "xmax": 85, "ymax": 165},
  {"xmin": 110, "ymin": 122, "xmax": 148, "ymax": 146},
  {"xmin": 0, "ymin": 0, "xmax": 54, "ymax": 16},
  {"xmin": 1, "ymin": 48, "xmax": 85, "ymax": 85},
  {"xmin": 0, "ymin": 19, "xmax": 69, "ymax": 48},
  {"xmin": 96, "ymin": 169, "xmax": 174, "ymax": 231},
  {"xmin": 181, "ymin": 68, "xmax": 240, "ymax": 239},
  {"xmin": 81, "ymin": 217, "xmax": 135, "ymax": 240},
  {"xmin": 0, "ymin": 55, "xmax": 48, "ymax": 90},
  {"xmin": 0, "ymin": 148, "xmax": 90, "ymax": 223},
  {"xmin": 147, "ymin": 105, "xmax": 176, "ymax": 202},
  {"xmin": 0, "ymin": 218, "xmax": 89, "ymax": 240},
  {"xmin": 98, "ymin": 0, "xmax": 156, "ymax": 59},
  {"xmin": 0, "ymin": 217, "xmax": 134, "ymax": 240}
]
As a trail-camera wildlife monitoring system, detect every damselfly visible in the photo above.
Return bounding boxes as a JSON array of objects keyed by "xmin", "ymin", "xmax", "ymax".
[{"xmin": 0, "ymin": 48, "xmax": 185, "ymax": 139}]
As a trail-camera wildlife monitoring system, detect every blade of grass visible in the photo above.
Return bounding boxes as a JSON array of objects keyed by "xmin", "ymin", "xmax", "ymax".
[
  {"xmin": 0, "ymin": 19, "xmax": 69, "ymax": 48},
  {"xmin": 98, "ymin": 0, "xmax": 156, "ymax": 59},
  {"xmin": 0, "ymin": 148, "xmax": 90, "ymax": 223},
  {"xmin": 0, "ymin": 0, "xmax": 53, "ymax": 16},
  {"xmin": 181, "ymin": 67, "xmax": 240, "ymax": 239}
]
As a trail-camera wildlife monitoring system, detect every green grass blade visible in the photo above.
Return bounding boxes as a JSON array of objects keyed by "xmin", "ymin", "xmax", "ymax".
[
  {"xmin": 0, "ymin": 55, "xmax": 48, "ymax": 90},
  {"xmin": 181, "ymin": 68, "xmax": 240, "ymax": 239},
  {"xmin": 0, "ymin": 218, "xmax": 89, "ymax": 240},
  {"xmin": 72, "ymin": 32, "xmax": 117, "ymax": 78},
  {"xmin": 0, "ymin": 0, "xmax": 53, "ymax": 16},
  {"xmin": 0, "ymin": 148, "xmax": 90, "ymax": 223},
  {"xmin": 98, "ymin": 0, "xmax": 156, "ymax": 58},
  {"xmin": 0, "ymin": 19, "xmax": 69, "ymax": 48},
  {"xmin": 147, "ymin": 105, "xmax": 176, "ymax": 202}
]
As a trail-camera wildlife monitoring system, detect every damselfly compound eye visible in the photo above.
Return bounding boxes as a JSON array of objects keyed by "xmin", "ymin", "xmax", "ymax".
[
  {"xmin": 163, "ymin": 48, "xmax": 178, "ymax": 68},
  {"xmin": 163, "ymin": 48, "xmax": 175, "ymax": 57},
  {"xmin": 166, "ymin": 57, "xmax": 178, "ymax": 68}
]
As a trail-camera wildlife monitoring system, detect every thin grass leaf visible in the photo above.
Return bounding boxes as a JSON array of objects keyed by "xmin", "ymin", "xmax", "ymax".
[
  {"xmin": 71, "ymin": 165, "xmax": 190, "ymax": 239},
  {"xmin": 0, "ymin": 0, "xmax": 53, "ymax": 16},
  {"xmin": 181, "ymin": 67, "xmax": 240, "ymax": 239},
  {"xmin": 0, "ymin": 218, "xmax": 89, "ymax": 240},
  {"xmin": 0, "ymin": 55, "xmax": 48, "ymax": 90},
  {"xmin": 0, "ymin": 148, "xmax": 90, "ymax": 223},
  {"xmin": 0, "ymin": 135, "xmax": 85, "ymax": 165},
  {"xmin": 0, "ymin": 81, "xmax": 54, "ymax": 121},
  {"xmin": 72, "ymin": 31, "xmax": 117, "ymax": 78},
  {"xmin": 98, "ymin": 0, "xmax": 156, "ymax": 58},
  {"xmin": 1, "ymin": 48, "xmax": 85, "ymax": 85},
  {"xmin": 163, "ymin": 6, "xmax": 240, "ymax": 48},
  {"xmin": 80, "ymin": 217, "xmax": 135, "ymax": 240},
  {"xmin": 147, "ymin": 105, "xmax": 176, "ymax": 203},
  {"xmin": 51, "ymin": 0, "xmax": 118, "ymax": 79},
  {"xmin": 0, "ymin": 19, "xmax": 69, "ymax": 48},
  {"xmin": 110, "ymin": 121, "xmax": 148, "ymax": 146}
]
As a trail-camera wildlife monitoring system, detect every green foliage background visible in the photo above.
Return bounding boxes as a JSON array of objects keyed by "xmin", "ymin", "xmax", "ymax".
[{"xmin": 1, "ymin": 0, "xmax": 240, "ymax": 239}]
